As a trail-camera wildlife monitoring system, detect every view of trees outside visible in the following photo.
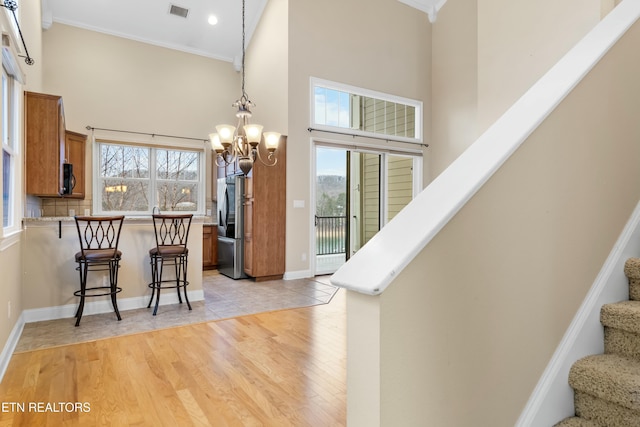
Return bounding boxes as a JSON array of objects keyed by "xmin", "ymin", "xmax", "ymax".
[
  {"xmin": 316, "ymin": 175, "xmax": 346, "ymax": 217},
  {"xmin": 156, "ymin": 149, "xmax": 199, "ymax": 211},
  {"xmin": 316, "ymin": 147, "xmax": 347, "ymax": 217},
  {"xmin": 100, "ymin": 143, "xmax": 199, "ymax": 212},
  {"xmin": 316, "ymin": 148, "xmax": 347, "ymax": 256}
]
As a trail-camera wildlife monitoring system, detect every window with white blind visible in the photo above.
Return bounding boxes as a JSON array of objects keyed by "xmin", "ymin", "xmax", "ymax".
[
  {"xmin": 95, "ymin": 141, "xmax": 204, "ymax": 215},
  {"xmin": 311, "ymin": 77, "xmax": 422, "ymax": 144}
]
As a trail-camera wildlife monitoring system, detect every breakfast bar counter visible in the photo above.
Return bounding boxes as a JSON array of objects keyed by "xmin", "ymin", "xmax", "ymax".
[{"xmin": 21, "ymin": 216, "xmax": 205, "ymax": 322}]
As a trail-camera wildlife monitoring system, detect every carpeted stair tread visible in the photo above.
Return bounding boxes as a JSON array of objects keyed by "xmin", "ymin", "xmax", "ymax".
[
  {"xmin": 553, "ymin": 416, "xmax": 602, "ymax": 426},
  {"xmin": 569, "ymin": 354, "xmax": 640, "ymax": 411},
  {"xmin": 574, "ymin": 391, "xmax": 640, "ymax": 427},
  {"xmin": 625, "ymin": 258, "xmax": 640, "ymax": 280},
  {"xmin": 601, "ymin": 301, "xmax": 640, "ymax": 335},
  {"xmin": 605, "ymin": 327, "xmax": 640, "ymax": 360},
  {"xmin": 626, "ymin": 258, "xmax": 640, "ymax": 301}
]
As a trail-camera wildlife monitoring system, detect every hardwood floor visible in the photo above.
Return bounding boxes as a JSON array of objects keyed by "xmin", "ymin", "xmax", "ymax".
[{"xmin": 0, "ymin": 289, "xmax": 346, "ymax": 426}]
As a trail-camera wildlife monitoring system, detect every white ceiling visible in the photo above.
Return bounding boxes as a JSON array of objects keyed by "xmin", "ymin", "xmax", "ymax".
[
  {"xmin": 42, "ymin": 0, "xmax": 268, "ymax": 64},
  {"xmin": 41, "ymin": 0, "xmax": 446, "ymax": 64}
]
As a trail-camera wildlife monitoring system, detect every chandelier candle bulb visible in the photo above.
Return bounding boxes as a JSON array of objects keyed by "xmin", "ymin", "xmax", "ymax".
[
  {"xmin": 209, "ymin": 133, "xmax": 224, "ymax": 153},
  {"xmin": 263, "ymin": 132, "xmax": 281, "ymax": 153},
  {"xmin": 216, "ymin": 125, "xmax": 236, "ymax": 146},
  {"xmin": 244, "ymin": 124, "xmax": 263, "ymax": 144}
]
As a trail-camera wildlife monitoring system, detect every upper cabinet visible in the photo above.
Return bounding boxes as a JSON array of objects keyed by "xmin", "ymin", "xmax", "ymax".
[
  {"xmin": 25, "ymin": 91, "xmax": 86, "ymax": 198},
  {"xmin": 64, "ymin": 130, "xmax": 87, "ymax": 199},
  {"xmin": 25, "ymin": 91, "xmax": 66, "ymax": 197}
]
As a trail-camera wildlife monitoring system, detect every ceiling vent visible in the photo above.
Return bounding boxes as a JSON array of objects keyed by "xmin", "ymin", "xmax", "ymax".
[{"xmin": 169, "ymin": 4, "xmax": 189, "ymax": 18}]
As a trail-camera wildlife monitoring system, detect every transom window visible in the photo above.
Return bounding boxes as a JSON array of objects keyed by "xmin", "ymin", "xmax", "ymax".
[
  {"xmin": 311, "ymin": 78, "xmax": 422, "ymax": 144},
  {"xmin": 95, "ymin": 141, "xmax": 204, "ymax": 214}
]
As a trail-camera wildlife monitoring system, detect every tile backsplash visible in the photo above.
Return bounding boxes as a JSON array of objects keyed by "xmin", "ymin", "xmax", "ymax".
[
  {"xmin": 26, "ymin": 196, "xmax": 93, "ymax": 217},
  {"xmin": 25, "ymin": 195, "xmax": 43, "ymax": 217}
]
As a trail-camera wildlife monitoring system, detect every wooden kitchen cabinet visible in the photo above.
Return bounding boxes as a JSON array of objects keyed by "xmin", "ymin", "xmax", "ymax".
[
  {"xmin": 203, "ymin": 225, "xmax": 218, "ymax": 270},
  {"xmin": 64, "ymin": 130, "xmax": 87, "ymax": 199},
  {"xmin": 243, "ymin": 137, "xmax": 286, "ymax": 281},
  {"xmin": 25, "ymin": 91, "xmax": 66, "ymax": 196}
]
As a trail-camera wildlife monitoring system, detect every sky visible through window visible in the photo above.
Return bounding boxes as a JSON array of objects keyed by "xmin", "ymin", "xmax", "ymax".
[
  {"xmin": 314, "ymin": 87, "xmax": 350, "ymax": 128},
  {"xmin": 315, "ymin": 86, "xmax": 348, "ymax": 177},
  {"xmin": 317, "ymin": 147, "xmax": 346, "ymax": 177}
]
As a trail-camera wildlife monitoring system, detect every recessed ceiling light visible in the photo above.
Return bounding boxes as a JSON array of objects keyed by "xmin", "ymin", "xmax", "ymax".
[{"xmin": 208, "ymin": 15, "xmax": 218, "ymax": 26}]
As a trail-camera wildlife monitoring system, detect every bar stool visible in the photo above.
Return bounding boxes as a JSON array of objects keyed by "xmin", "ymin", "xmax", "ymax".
[
  {"xmin": 73, "ymin": 215, "xmax": 125, "ymax": 327},
  {"xmin": 148, "ymin": 214, "xmax": 193, "ymax": 315}
]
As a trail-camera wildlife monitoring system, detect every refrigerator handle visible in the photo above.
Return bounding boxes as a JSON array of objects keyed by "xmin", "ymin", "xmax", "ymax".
[{"xmin": 224, "ymin": 187, "xmax": 230, "ymax": 227}]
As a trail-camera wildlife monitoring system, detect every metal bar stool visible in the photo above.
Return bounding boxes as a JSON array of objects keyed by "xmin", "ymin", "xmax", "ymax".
[
  {"xmin": 73, "ymin": 215, "xmax": 125, "ymax": 327},
  {"xmin": 148, "ymin": 214, "xmax": 193, "ymax": 315}
]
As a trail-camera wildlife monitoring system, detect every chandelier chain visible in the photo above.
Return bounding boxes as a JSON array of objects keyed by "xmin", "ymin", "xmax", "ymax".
[
  {"xmin": 211, "ymin": 0, "xmax": 279, "ymax": 176},
  {"xmin": 241, "ymin": 0, "xmax": 247, "ymax": 102}
]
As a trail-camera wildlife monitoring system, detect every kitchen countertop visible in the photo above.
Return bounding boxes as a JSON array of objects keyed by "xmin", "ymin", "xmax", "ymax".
[{"xmin": 23, "ymin": 216, "xmax": 215, "ymax": 225}]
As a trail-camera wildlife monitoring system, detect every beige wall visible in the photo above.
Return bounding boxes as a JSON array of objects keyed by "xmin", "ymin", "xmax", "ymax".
[
  {"xmin": 287, "ymin": 0, "xmax": 431, "ymax": 274},
  {"xmin": 366, "ymin": 17, "xmax": 640, "ymax": 426},
  {"xmin": 20, "ymin": 0, "xmax": 44, "ymax": 92},
  {"xmin": 0, "ymin": 242, "xmax": 22, "ymax": 354},
  {"xmin": 477, "ymin": 0, "xmax": 602, "ymax": 131},
  {"xmin": 431, "ymin": 0, "xmax": 603, "ymax": 178},
  {"xmin": 431, "ymin": 0, "xmax": 478, "ymax": 179},
  {"xmin": 245, "ymin": 0, "xmax": 288, "ymax": 134},
  {"xmin": 42, "ymin": 24, "xmax": 239, "ymax": 138}
]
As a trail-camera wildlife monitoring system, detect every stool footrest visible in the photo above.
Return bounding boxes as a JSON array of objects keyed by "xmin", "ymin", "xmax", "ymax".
[
  {"xmin": 74, "ymin": 286, "xmax": 122, "ymax": 298},
  {"xmin": 147, "ymin": 280, "xmax": 189, "ymax": 290}
]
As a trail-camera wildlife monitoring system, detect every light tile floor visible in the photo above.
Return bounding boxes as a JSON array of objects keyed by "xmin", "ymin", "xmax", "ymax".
[{"xmin": 14, "ymin": 270, "xmax": 338, "ymax": 353}]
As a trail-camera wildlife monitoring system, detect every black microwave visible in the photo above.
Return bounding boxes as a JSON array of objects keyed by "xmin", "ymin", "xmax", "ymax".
[{"xmin": 61, "ymin": 163, "xmax": 75, "ymax": 195}]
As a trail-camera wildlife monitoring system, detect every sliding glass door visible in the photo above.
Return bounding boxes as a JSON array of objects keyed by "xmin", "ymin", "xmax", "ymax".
[{"xmin": 314, "ymin": 145, "xmax": 418, "ymax": 275}]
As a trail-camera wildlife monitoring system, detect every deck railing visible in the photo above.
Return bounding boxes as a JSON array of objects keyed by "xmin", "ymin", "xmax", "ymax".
[{"xmin": 315, "ymin": 215, "xmax": 347, "ymax": 255}]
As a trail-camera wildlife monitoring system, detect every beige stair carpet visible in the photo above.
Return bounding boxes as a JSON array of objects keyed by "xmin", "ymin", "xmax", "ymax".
[{"xmin": 554, "ymin": 258, "xmax": 640, "ymax": 426}]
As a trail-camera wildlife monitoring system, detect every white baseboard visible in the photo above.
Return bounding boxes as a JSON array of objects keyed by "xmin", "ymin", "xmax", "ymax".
[
  {"xmin": 283, "ymin": 269, "xmax": 313, "ymax": 280},
  {"xmin": 516, "ymin": 200, "xmax": 640, "ymax": 426},
  {"xmin": 0, "ymin": 312, "xmax": 25, "ymax": 383},
  {"xmin": 22, "ymin": 289, "xmax": 205, "ymax": 323}
]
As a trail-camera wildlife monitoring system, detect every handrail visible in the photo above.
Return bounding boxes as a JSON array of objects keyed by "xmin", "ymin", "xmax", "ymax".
[{"xmin": 330, "ymin": 0, "xmax": 640, "ymax": 295}]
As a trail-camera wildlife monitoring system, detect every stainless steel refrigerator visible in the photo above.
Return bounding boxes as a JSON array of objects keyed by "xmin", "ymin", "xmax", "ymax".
[{"xmin": 217, "ymin": 174, "xmax": 248, "ymax": 279}]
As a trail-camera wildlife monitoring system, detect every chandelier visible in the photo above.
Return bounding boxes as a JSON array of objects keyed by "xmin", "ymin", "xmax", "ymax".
[{"xmin": 209, "ymin": 0, "xmax": 280, "ymax": 176}]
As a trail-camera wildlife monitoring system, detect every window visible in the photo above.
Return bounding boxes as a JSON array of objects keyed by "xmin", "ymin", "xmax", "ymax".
[
  {"xmin": 2, "ymin": 67, "xmax": 17, "ymax": 231},
  {"xmin": 311, "ymin": 78, "xmax": 422, "ymax": 144},
  {"xmin": 96, "ymin": 141, "xmax": 204, "ymax": 214}
]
